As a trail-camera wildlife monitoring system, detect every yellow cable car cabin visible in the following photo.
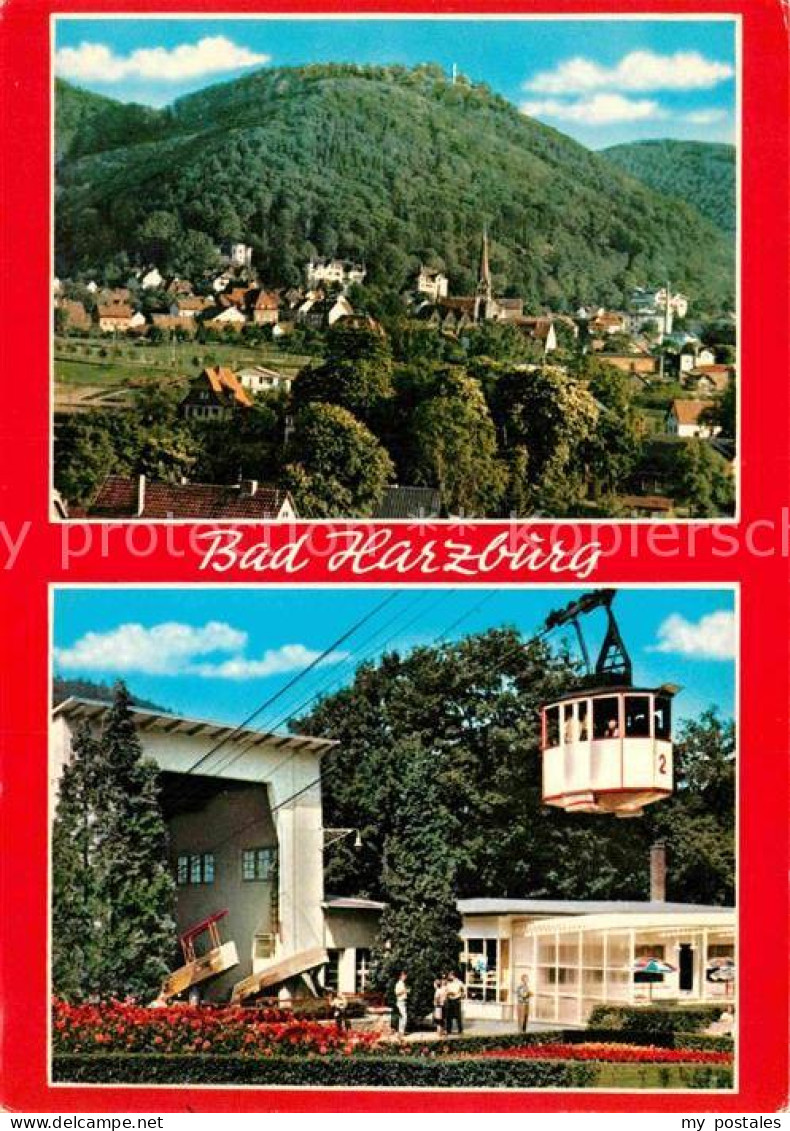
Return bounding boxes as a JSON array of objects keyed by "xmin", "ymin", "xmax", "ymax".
[
  {"xmin": 540, "ymin": 685, "xmax": 676, "ymax": 818},
  {"xmin": 538, "ymin": 590, "xmax": 679, "ymax": 819}
]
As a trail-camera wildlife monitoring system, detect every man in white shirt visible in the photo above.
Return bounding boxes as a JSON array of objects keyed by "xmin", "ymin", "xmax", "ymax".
[
  {"xmin": 444, "ymin": 971, "xmax": 466, "ymax": 1034},
  {"xmin": 394, "ymin": 971, "xmax": 409, "ymax": 1036}
]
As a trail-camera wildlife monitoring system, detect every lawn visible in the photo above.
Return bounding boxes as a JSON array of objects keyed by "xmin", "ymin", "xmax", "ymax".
[{"xmin": 54, "ymin": 336, "xmax": 318, "ymax": 388}]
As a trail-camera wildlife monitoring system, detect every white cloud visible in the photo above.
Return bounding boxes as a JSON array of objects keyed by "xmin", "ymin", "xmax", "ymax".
[
  {"xmin": 650, "ymin": 611, "xmax": 735, "ymax": 660},
  {"xmin": 522, "ymin": 93, "xmax": 665, "ymax": 125},
  {"xmin": 190, "ymin": 645, "xmax": 349, "ymax": 680},
  {"xmin": 55, "ymin": 36, "xmax": 270, "ymax": 84},
  {"xmin": 684, "ymin": 108, "xmax": 727, "ymax": 125},
  {"xmin": 55, "ymin": 621, "xmax": 246, "ymax": 674},
  {"xmin": 525, "ymin": 50, "xmax": 734, "ymax": 95},
  {"xmin": 55, "ymin": 621, "xmax": 347, "ymax": 679}
]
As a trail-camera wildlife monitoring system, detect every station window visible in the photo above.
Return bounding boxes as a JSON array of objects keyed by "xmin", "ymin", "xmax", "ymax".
[
  {"xmin": 355, "ymin": 948, "xmax": 372, "ymax": 993},
  {"xmin": 578, "ymin": 700, "xmax": 589, "ymax": 742},
  {"xmin": 593, "ymin": 697, "xmax": 620, "ymax": 739},
  {"xmin": 545, "ymin": 706, "xmax": 560, "ymax": 748},
  {"xmin": 324, "ymin": 949, "xmax": 341, "ymax": 991},
  {"xmin": 242, "ymin": 846, "xmax": 277, "ymax": 882},
  {"xmin": 654, "ymin": 696, "xmax": 672, "ymax": 741},
  {"xmin": 177, "ymin": 852, "xmax": 215, "ymax": 885},
  {"xmin": 624, "ymin": 696, "xmax": 651, "ymax": 738}
]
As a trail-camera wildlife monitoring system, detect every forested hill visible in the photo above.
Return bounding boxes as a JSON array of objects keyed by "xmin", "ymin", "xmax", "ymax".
[
  {"xmin": 56, "ymin": 65, "xmax": 733, "ymax": 310},
  {"xmin": 601, "ymin": 139, "xmax": 736, "ymax": 235},
  {"xmin": 55, "ymin": 79, "xmax": 168, "ymax": 162}
]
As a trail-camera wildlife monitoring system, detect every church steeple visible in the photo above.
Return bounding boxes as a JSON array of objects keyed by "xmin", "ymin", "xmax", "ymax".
[{"xmin": 475, "ymin": 227, "xmax": 494, "ymax": 321}]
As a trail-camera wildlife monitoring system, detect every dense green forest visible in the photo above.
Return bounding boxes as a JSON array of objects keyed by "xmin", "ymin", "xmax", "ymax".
[
  {"xmin": 601, "ymin": 140, "xmax": 736, "ymax": 235},
  {"xmin": 52, "ymin": 674, "xmax": 167, "ymax": 711},
  {"xmin": 55, "ymin": 65, "xmax": 734, "ymax": 311}
]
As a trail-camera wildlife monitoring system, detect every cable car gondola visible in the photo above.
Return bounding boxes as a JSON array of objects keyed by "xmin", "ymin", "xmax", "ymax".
[{"xmin": 539, "ymin": 590, "xmax": 679, "ymax": 818}]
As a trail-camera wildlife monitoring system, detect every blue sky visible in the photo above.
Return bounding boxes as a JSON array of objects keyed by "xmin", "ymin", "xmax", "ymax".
[
  {"xmin": 54, "ymin": 17, "xmax": 737, "ymax": 148},
  {"xmin": 54, "ymin": 586, "xmax": 735, "ymax": 728}
]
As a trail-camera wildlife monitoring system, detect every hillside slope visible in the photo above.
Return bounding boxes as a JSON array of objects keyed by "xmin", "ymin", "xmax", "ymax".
[
  {"xmin": 601, "ymin": 139, "xmax": 736, "ymax": 235},
  {"xmin": 55, "ymin": 78, "xmax": 168, "ymax": 163},
  {"xmin": 55, "ymin": 65, "xmax": 734, "ymax": 311}
]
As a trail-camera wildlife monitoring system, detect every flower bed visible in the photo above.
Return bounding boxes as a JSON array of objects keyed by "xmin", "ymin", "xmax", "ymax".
[
  {"xmin": 52, "ymin": 1000, "xmax": 381, "ymax": 1057},
  {"xmin": 478, "ymin": 1042, "xmax": 732, "ymax": 1065}
]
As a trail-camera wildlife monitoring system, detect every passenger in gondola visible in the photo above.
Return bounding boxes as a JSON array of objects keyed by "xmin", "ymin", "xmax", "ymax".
[{"xmin": 605, "ymin": 718, "xmax": 620, "ymax": 738}]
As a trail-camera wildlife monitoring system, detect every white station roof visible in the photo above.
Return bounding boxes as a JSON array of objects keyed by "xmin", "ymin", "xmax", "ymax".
[{"xmin": 53, "ymin": 696, "xmax": 337, "ymax": 757}]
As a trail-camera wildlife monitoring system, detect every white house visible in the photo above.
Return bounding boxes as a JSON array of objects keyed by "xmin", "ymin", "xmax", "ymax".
[
  {"xmin": 237, "ymin": 365, "xmax": 292, "ymax": 395},
  {"xmin": 140, "ymin": 267, "xmax": 164, "ymax": 290},
  {"xmin": 666, "ymin": 399, "xmax": 722, "ymax": 439},
  {"xmin": 297, "ymin": 293, "xmax": 354, "ymax": 329},
  {"xmin": 218, "ymin": 241, "xmax": 254, "ymax": 268},
  {"xmin": 205, "ymin": 305, "xmax": 247, "ymax": 330},
  {"xmin": 306, "ymin": 258, "xmax": 366, "ymax": 291},
  {"xmin": 415, "ymin": 266, "xmax": 449, "ymax": 301}
]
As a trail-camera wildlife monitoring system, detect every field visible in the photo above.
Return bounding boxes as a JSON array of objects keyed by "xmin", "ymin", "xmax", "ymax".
[{"xmin": 54, "ymin": 335, "xmax": 317, "ymax": 410}]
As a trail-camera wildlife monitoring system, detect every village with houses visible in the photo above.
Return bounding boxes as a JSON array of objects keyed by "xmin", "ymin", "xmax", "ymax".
[{"xmin": 53, "ymin": 231, "xmax": 736, "ymax": 521}]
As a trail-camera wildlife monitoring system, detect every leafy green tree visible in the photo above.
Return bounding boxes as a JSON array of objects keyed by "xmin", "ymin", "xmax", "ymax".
[
  {"xmin": 291, "ymin": 325, "xmax": 394, "ymax": 426},
  {"xmin": 702, "ymin": 379, "xmax": 735, "ymax": 440},
  {"xmin": 138, "ymin": 210, "xmax": 181, "ymax": 267},
  {"xmin": 466, "ymin": 322, "xmax": 531, "ymax": 364},
  {"xmin": 652, "ymin": 710, "xmax": 735, "ymax": 905},
  {"xmin": 401, "ymin": 369, "xmax": 506, "ymax": 516},
  {"xmin": 52, "ymin": 684, "xmax": 176, "ymax": 1001},
  {"xmin": 283, "ymin": 402, "xmax": 394, "ymax": 517},
  {"xmin": 296, "ymin": 629, "xmax": 735, "ymax": 911},
  {"xmin": 582, "ymin": 360, "xmax": 643, "ymax": 497},
  {"xmin": 673, "ymin": 440, "xmax": 735, "ymax": 517},
  {"xmin": 491, "ymin": 366, "xmax": 599, "ymax": 513},
  {"xmin": 172, "ymin": 230, "xmax": 221, "ymax": 280},
  {"xmin": 189, "ymin": 399, "xmax": 284, "ymax": 486}
]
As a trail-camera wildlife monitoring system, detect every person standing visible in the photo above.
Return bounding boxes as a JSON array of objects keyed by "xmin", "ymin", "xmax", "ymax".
[
  {"xmin": 331, "ymin": 990, "xmax": 350, "ymax": 1032},
  {"xmin": 394, "ymin": 971, "xmax": 409, "ymax": 1036},
  {"xmin": 433, "ymin": 977, "xmax": 447, "ymax": 1035},
  {"xmin": 444, "ymin": 971, "xmax": 466, "ymax": 1034},
  {"xmin": 516, "ymin": 973, "xmax": 532, "ymax": 1033}
]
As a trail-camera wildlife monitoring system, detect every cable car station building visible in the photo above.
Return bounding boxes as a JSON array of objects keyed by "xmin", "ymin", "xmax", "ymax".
[
  {"xmin": 51, "ymin": 698, "xmax": 383, "ymax": 1003},
  {"xmin": 51, "ymin": 695, "xmax": 734, "ymax": 1025},
  {"xmin": 458, "ymin": 896, "xmax": 735, "ymax": 1027}
]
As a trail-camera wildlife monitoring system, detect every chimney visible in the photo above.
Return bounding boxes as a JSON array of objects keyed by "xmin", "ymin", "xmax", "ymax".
[
  {"xmin": 650, "ymin": 841, "xmax": 667, "ymax": 903},
  {"xmin": 239, "ymin": 479, "xmax": 258, "ymax": 497},
  {"xmin": 136, "ymin": 474, "xmax": 146, "ymax": 518}
]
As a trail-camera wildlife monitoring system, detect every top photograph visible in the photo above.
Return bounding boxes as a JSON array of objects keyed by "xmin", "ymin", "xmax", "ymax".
[{"xmin": 51, "ymin": 15, "xmax": 738, "ymax": 523}]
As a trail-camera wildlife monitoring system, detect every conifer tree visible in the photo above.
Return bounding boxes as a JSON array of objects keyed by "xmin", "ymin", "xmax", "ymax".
[
  {"xmin": 370, "ymin": 738, "xmax": 462, "ymax": 1025},
  {"xmin": 52, "ymin": 683, "xmax": 176, "ymax": 1002},
  {"xmin": 51, "ymin": 724, "xmax": 104, "ymax": 1000}
]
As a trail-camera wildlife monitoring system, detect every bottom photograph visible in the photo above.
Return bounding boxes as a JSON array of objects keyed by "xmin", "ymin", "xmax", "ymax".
[{"xmin": 49, "ymin": 584, "xmax": 736, "ymax": 1091}]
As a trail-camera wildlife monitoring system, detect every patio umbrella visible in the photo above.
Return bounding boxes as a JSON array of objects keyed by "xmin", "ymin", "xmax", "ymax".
[
  {"xmin": 706, "ymin": 956, "xmax": 736, "ymax": 995},
  {"xmin": 633, "ymin": 956, "xmax": 676, "ymax": 1000}
]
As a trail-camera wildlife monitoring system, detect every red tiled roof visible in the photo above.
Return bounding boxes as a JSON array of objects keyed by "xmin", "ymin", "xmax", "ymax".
[
  {"xmin": 151, "ymin": 314, "xmax": 193, "ymax": 331},
  {"xmin": 619, "ymin": 494, "xmax": 674, "ymax": 513},
  {"xmin": 88, "ymin": 476, "xmax": 293, "ymax": 520},
  {"xmin": 689, "ymin": 364, "xmax": 733, "ymax": 376},
  {"xmin": 254, "ymin": 290, "xmax": 280, "ymax": 309},
  {"xmin": 670, "ymin": 399, "xmax": 709, "ymax": 425},
  {"xmin": 97, "ymin": 304, "xmax": 133, "ymax": 319},
  {"xmin": 200, "ymin": 366, "xmax": 253, "ymax": 407}
]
